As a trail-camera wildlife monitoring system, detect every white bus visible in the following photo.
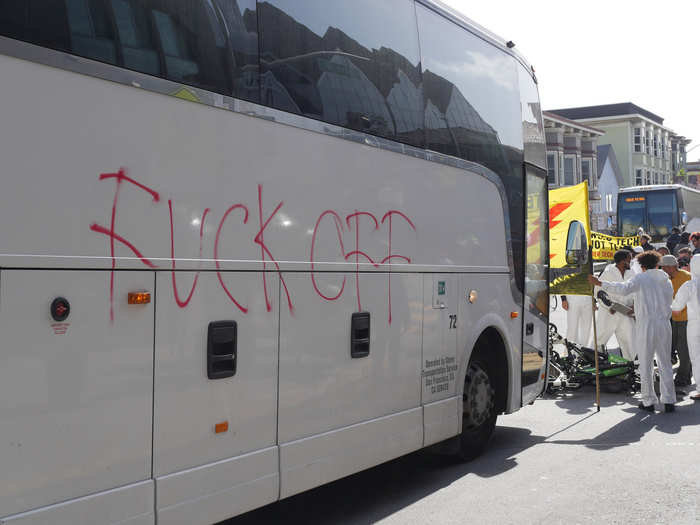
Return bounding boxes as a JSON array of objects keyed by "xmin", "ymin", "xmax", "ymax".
[
  {"xmin": 617, "ymin": 184, "xmax": 700, "ymax": 241},
  {"xmin": 0, "ymin": 1, "xmax": 549, "ymax": 523}
]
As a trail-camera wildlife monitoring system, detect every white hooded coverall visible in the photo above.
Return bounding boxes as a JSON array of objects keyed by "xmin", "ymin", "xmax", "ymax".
[
  {"xmin": 601, "ymin": 269, "xmax": 676, "ymax": 407},
  {"xmin": 594, "ymin": 264, "xmax": 635, "ymax": 360},
  {"xmin": 670, "ymin": 255, "xmax": 700, "ymax": 396},
  {"xmin": 564, "ymin": 294, "xmax": 593, "ymax": 347}
]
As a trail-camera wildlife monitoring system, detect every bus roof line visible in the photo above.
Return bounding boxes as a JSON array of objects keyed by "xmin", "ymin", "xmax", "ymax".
[
  {"xmin": 415, "ymin": 0, "xmax": 536, "ymax": 79},
  {"xmin": 619, "ymin": 184, "xmax": 700, "ymax": 195}
]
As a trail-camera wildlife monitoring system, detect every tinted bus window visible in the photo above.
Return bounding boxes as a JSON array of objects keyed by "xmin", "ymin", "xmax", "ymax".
[
  {"xmin": 67, "ymin": 0, "xmax": 118, "ymax": 64},
  {"xmin": 112, "ymin": 0, "xmax": 161, "ymax": 75},
  {"xmin": 145, "ymin": 0, "xmax": 230, "ymax": 93},
  {"xmin": 213, "ymin": 0, "xmax": 259, "ymax": 103},
  {"xmin": 0, "ymin": 1, "xmax": 75, "ymax": 55},
  {"xmin": 679, "ymin": 187, "xmax": 700, "ymax": 224},
  {"xmin": 646, "ymin": 190, "xmax": 677, "ymax": 238},
  {"xmin": 0, "ymin": 0, "xmax": 234, "ymax": 96},
  {"xmin": 518, "ymin": 64, "xmax": 545, "ymax": 170},
  {"xmin": 258, "ymin": 0, "xmax": 424, "ymax": 147},
  {"xmin": 416, "ymin": 4, "xmax": 525, "ymax": 291}
]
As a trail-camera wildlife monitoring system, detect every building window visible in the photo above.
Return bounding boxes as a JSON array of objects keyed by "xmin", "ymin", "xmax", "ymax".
[
  {"xmin": 634, "ymin": 127, "xmax": 642, "ymax": 153},
  {"xmin": 653, "ymin": 136, "xmax": 658, "ymax": 157},
  {"xmin": 564, "ymin": 156, "xmax": 575, "ymax": 185},
  {"xmin": 644, "ymin": 169, "xmax": 650, "ymax": 185},
  {"xmin": 636, "ymin": 168, "xmax": 643, "ymax": 186},
  {"xmin": 559, "ymin": 154, "xmax": 563, "ymax": 179},
  {"xmin": 547, "ymin": 153, "xmax": 556, "ymax": 185},
  {"xmin": 606, "ymin": 193, "xmax": 614, "ymax": 212},
  {"xmin": 581, "ymin": 159, "xmax": 592, "ymax": 187},
  {"xmin": 646, "ymin": 130, "xmax": 652, "ymax": 155},
  {"xmin": 661, "ymin": 138, "xmax": 666, "ymax": 160}
]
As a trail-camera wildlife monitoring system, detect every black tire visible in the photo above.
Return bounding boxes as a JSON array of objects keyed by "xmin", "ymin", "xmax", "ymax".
[{"xmin": 458, "ymin": 358, "xmax": 497, "ymax": 461}]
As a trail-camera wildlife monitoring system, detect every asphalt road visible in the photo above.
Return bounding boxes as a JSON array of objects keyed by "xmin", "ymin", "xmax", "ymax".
[
  {"xmin": 221, "ymin": 303, "xmax": 699, "ymax": 525},
  {"xmin": 222, "ymin": 389, "xmax": 699, "ymax": 525}
]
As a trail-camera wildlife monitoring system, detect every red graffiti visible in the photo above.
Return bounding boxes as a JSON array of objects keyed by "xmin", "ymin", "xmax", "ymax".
[
  {"xmin": 381, "ymin": 210, "xmax": 416, "ymax": 324},
  {"xmin": 90, "ymin": 168, "xmax": 160, "ymax": 322},
  {"xmin": 255, "ymin": 185, "xmax": 293, "ymax": 313},
  {"xmin": 214, "ymin": 203, "xmax": 250, "ymax": 314},
  {"xmin": 92, "ymin": 169, "xmax": 416, "ymax": 324},
  {"xmin": 345, "ymin": 211, "xmax": 379, "ymax": 311},
  {"xmin": 310, "ymin": 210, "xmax": 347, "ymax": 301},
  {"xmin": 169, "ymin": 200, "xmax": 210, "ymax": 308}
]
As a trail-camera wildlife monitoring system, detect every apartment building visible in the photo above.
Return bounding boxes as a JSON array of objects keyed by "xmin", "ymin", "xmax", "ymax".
[
  {"xmin": 547, "ymin": 103, "xmax": 691, "ymax": 189},
  {"xmin": 543, "ymin": 111, "xmax": 604, "ymax": 188}
]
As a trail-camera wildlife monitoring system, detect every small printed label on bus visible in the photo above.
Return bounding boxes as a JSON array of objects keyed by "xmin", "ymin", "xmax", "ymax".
[{"xmin": 51, "ymin": 323, "xmax": 70, "ymax": 335}]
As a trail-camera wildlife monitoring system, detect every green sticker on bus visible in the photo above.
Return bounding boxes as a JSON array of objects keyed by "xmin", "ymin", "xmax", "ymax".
[{"xmin": 438, "ymin": 281, "xmax": 445, "ymax": 295}]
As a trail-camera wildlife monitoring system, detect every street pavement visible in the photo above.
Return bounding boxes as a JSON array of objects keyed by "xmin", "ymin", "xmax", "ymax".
[{"xmin": 222, "ymin": 302, "xmax": 700, "ymax": 525}]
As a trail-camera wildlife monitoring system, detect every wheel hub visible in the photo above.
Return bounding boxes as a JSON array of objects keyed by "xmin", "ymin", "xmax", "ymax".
[{"xmin": 463, "ymin": 364, "xmax": 495, "ymax": 429}]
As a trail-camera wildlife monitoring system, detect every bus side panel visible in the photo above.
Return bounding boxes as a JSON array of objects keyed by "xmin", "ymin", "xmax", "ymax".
[
  {"xmin": 153, "ymin": 273, "xmax": 279, "ymax": 524},
  {"xmin": 0, "ymin": 270, "xmax": 153, "ymax": 520},
  {"xmin": 278, "ymin": 272, "xmax": 422, "ymax": 497},
  {"xmin": 0, "ymin": 53, "xmax": 508, "ymax": 274},
  {"xmin": 456, "ymin": 273, "xmax": 523, "ymax": 415},
  {"xmin": 422, "ymin": 274, "xmax": 459, "ymax": 404},
  {"xmin": 0, "ymin": 481, "xmax": 153, "ymax": 525}
]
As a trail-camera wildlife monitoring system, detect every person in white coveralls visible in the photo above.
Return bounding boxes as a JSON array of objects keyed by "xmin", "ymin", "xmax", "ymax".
[
  {"xmin": 593, "ymin": 250, "xmax": 635, "ymax": 360},
  {"xmin": 670, "ymin": 254, "xmax": 700, "ymax": 400},
  {"xmin": 589, "ymin": 251, "xmax": 676, "ymax": 413},
  {"xmin": 560, "ymin": 294, "xmax": 593, "ymax": 347}
]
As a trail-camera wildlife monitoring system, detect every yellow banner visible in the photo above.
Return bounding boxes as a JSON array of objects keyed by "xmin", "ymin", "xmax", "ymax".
[
  {"xmin": 549, "ymin": 182, "xmax": 593, "ymax": 295},
  {"xmin": 591, "ymin": 232, "xmax": 637, "ymax": 261}
]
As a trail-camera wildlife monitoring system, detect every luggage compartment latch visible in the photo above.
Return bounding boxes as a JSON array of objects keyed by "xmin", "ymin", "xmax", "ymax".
[
  {"xmin": 350, "ymin": 312, "xmax": 370, "ymax": 358},
  {"xmin": 207, "ymin": 321, "xmax": 237, "ymax": 379}
]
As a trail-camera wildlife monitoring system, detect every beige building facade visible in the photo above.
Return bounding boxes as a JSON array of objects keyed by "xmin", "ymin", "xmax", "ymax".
[{"xmin": 547, "ymin": 103, "xmax": 691, "ymax": 189}]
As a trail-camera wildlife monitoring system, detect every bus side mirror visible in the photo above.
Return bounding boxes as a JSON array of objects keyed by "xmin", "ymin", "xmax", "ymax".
[{"xmin": 565, "ymin": 220, "xmax": 588, "ymax": 266}]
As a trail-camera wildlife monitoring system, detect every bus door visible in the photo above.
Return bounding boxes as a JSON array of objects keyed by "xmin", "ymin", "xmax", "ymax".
[{"xmin": 522, "ymin": 166, "xmax": 549, "ymax": 404}]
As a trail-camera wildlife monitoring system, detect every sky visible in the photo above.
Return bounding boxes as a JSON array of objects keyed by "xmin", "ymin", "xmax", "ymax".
[{"xmin": 443, "ymin": 0, "xmax": 700, "ymax": 160}]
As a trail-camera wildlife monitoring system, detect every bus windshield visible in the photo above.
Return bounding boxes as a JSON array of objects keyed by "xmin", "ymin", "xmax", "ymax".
[
  {"xmin": 618, "ymin": 194, "xmax": 646, "ymax": 237},
  {"xmin": 618, "ymin": 190, "xmax": 677, "ymax": 240},
  {"xmin": 646, "ymin": 191, "xmax": 677, "ymax": 238}
]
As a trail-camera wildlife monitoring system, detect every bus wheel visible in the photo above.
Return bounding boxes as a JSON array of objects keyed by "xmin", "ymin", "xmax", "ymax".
[{"xmin": 458, "ymin": 358, "xmax": 497, "ymax": 461}]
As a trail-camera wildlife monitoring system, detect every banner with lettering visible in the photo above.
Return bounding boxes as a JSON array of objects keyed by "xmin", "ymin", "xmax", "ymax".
[
  {"xmin": 549, "ymin": 182, "xmax": 593, "ymax": 295},
  {"xmin": 590, "ymin": 232, "xmax": 637, "ymax": 261}
]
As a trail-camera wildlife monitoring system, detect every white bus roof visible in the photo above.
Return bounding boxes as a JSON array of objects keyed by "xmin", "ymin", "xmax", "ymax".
[{"xmin": 619, "ymin": 184, "xmax": 700, "ymax": 195}]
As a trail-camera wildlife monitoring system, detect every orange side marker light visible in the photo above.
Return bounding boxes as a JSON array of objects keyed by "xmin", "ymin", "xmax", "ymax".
[
  {"xmin": 510, "ymin": 311, "xmax": 519, "ymax": 319},
  {"xmin": 128, "ymin": 292, "xmax": 151, "ymax": 305},
  {"xmin": 215, "ymin": 421, "xmax": 229, "ymax": 434}
]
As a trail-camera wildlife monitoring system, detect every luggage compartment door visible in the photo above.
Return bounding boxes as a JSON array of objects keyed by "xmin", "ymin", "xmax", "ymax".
[
  {"xmin": 0, "ymin": 270, "xmax": 154, "ymax": 519},
  {"xmin": 153, "ymin": 272, "xmax": 279, "ymax": 524}
]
